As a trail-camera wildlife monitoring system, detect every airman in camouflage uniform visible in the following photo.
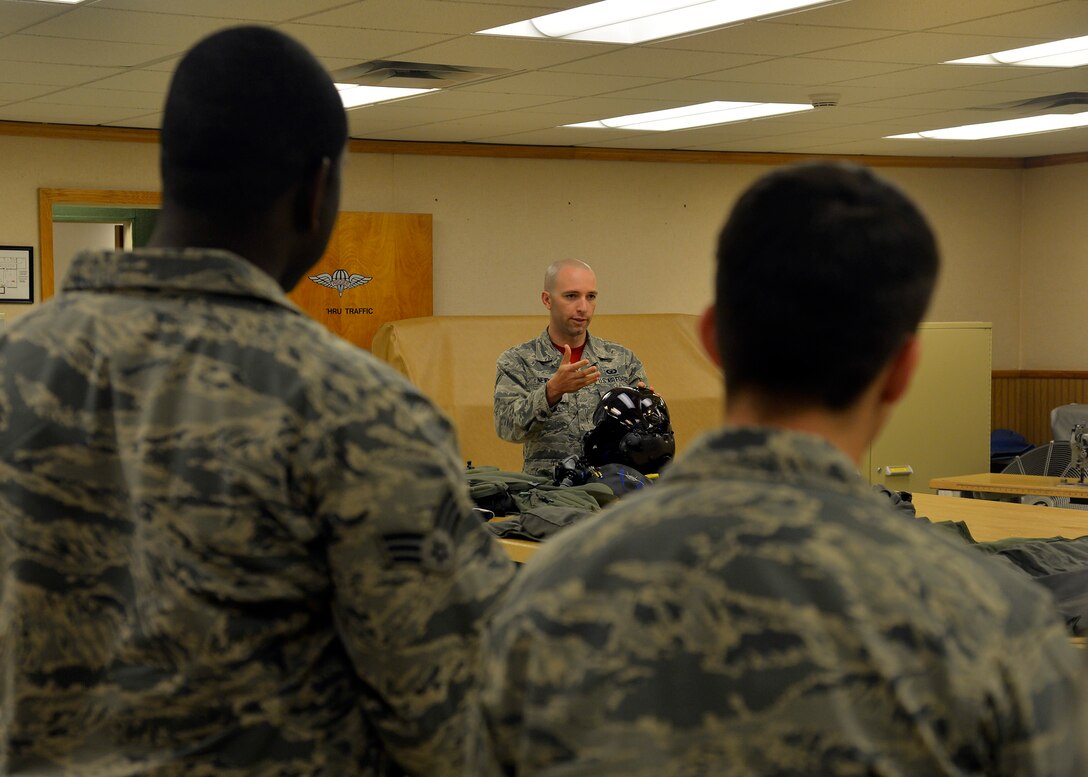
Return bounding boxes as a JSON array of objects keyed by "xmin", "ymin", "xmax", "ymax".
[
  {"xmin": 494, "ymin": 259, "xmax": 646, "ymax": 477},
  {"xmin": 0, "ymin": 27, "xmax": 514, "ymax": 776},
  {"xmin": 473, "ymin": 163, "xmax": 1088, "ymax": 775},
  {"xmin": 474, "ymin": 428, "xmax": 1087, "ymax": 775},
  {"xmin": 494, "ymin": 330, "xmax": 646, "ymax": 477}
]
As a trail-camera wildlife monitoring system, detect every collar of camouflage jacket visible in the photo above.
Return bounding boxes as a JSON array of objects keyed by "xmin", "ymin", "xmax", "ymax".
[
  {"xmin": 531, "ymin": 328, "xmax": 618, "ymax": 366},
  {"xmin": 62, "ymin": 248, "xmax": 298, "ymax": 313},
  {"xmin": 664, "ymin": 426, "xmax": 872, "ymax": 499}
]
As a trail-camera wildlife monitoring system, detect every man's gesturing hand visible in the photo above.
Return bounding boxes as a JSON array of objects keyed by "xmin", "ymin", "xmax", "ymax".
[{"xmin": 546, "ymin": 345, "xmax": 600, "ymax": 406}]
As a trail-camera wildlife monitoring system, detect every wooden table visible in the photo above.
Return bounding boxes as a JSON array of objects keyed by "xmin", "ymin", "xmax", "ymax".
[
  {"xmin": 496, "ymin": 537, "xmax": 539, "ymax": 564},
  {"xmin": 928, "ymin": 472, "xmax": 1088, "ymax": 499},
  {"xmin": 494, "ymin": 496, "xmax": 1088, "ymax": 648},
  {"xmin": 912, "ymin": 493, "xmax": 1088, "ymax": 542},
  {"xmin": 495, "ymin": 492, "xmax": 1088, "ymax": 565}
]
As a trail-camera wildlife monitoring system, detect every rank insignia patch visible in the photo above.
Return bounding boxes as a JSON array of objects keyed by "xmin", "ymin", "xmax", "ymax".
[{"xmin": 378, "ymin": 491, "xmax": 462, "ymax": 574}]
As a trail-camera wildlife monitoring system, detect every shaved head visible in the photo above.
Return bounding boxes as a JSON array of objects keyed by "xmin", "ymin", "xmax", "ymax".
[{"xmin": 544, "ymin": 259, "xmax": 593, "ymax": 293}]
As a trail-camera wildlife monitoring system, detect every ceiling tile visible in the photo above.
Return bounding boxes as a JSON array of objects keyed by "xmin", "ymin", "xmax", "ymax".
[
  {"xmin": 547, "ymin": 47, "xmax": 766, "ymax": 78},
  {"xmin": 276, "ymin": 23, "xmax": 452, "ymax": 61},
  {"xmin": 688, "ymin": 123, "xmax": 905, "ymax": 151},
  {"xmin": 512, "ymin": 95, "xmax": 697, "ymax": 121},
  {"xmin": 0, "ymin": 0, "xmax": 1086, "ymax": 159},
  {"xmin": 804, "ymin": 31, "xmax": 1054, "ymax": 65},
  {"xmin": 579, "ymin": 125, "xmax": 781, "ymax": 149},
  {"xmin": 440, "ymin": 0, "xmax": 586, "ymax": 8},
  {"xmin": 91, "ymin": 0, "xmax": 350, "ymax": 23},
  {"xmin": 0, "ymin": 83, "xmax": 58, "ymax": 103},
  {"xmin": 347, "ymin": 102, "xmax": 490, "ymax": 135},
  {"xmin": 652, "ymin": 21, "xmax": 898, "ymax": 56},
  {"xmin": 837, "ymin": 63, "xmax": 1059, "ymax": 92},
  {"xmin": 474, "ymin": 126, "xmax": 645, "ymax": 146},
  {"xmin": 935, "ymin": 0, "xmax": 1088, "ymax": 38},
  {"xmin": 613, "ymin": 79, "xmax": 889, "ymax": 105},
  {"xmin": 866, "ymin": 88, "xmax": 1076, "ymax": 111},
  {"xmin": 0, "ymin": 59, "xmax": 124, "ymax": 86},
  {"xmin": 393, "ymin": 35, "xmax": 621, "ymax": 71},
  {"xmin": 443, "ymin": 0, "xmax": 583, "ymax": 5},
  {"xmin": 18, "ymin": 7, "xmax": 227, "ymax": 47},
  {"xmin": 0, "ymin": 101, "xmax": 147, "ymax": 125},
  {"xmin": 0, "ymin": 34, "xmax": 172, "ymax": 68},
  {"xmin": 411, "ymin": 88, "xmax": 568, "ymax": 111},
  {"xmin": 789, "ymin": 0, "xmax": 1067, "ymax": 32},
  {"xmin": 0, "ymin": 2, "xmax": 69, "ymax": 34},
  {"xmin": 30, "ymin": 86, "xmax": 163, "ymax": 110},
  {"xmin": 142, "ymin": 56, "xmax": 182, "ymax": 73},
  {"xmin": 105, "ymin": 111, "xmax": 162, "ymax": 129},
  {"xmin": 803, "ymin": 134, "xmax": 1050, "ymax": 156},
  {"xmin": 696, "ymin": 57, "xmax": 917, "ymax": 86},
  {"xmin": 295, "ymin": 0, "xmax": 545, "ymax": 35},
  {"xmin": 370, "ymin": 109, "xmax": 587, "ymax": 141},
  {"xmin": 465, "ymin": 71, "xmax": 664, "ymax": 97},
  {"xmin": 969, "ymin": 67, "xmax": 1088, "ymax": 95},
  {"xmin": 87, "ymin": 69, "xmax": 175, "ymax": 93}
]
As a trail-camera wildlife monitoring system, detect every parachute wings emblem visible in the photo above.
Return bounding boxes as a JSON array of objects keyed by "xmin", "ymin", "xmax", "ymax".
[{"xmin": 308, "ymin": 268, "xmax": 373, "ymax": 297}]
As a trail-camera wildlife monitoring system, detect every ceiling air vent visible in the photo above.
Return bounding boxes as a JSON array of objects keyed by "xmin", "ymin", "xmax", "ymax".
[
  {"xmin": 330, "ymin": 60, "xmax": 512, "ymax": 89},
  {"xmin": 977, "ymin": 92, "xmax": 1088, "ymax": 113}
]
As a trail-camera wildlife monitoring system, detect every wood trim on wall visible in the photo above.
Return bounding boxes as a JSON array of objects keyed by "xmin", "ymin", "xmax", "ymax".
[
  {"xmin": 1023, "ymin": 151, "xmax": 1088, "ymax": 169},
  {"xmin": 0, "ymin": 119, "xmax": 1027, "ymax": 169},
  {"xmin": 992, "ymin": 371, "xmax": 1088, "ymax": 445},
  {"xmin": 993, "ymin": 370, "xmax": 1088, "ymax": 379},
  {"xmin": 7, "ymin": 119, "xmax": 1088, "ymax": 169},
  {"xmin": 2, "ymin": 120, "xmax": 159, "ymax": 144},
  {"xmin": 346, "ymin": 138, "xmax": 1026, "ymax": 169}
]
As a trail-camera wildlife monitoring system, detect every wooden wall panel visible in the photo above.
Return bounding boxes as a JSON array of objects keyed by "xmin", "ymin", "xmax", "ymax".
[
  {"xmin": 992, "ymin": 371, "xmax": 1088, "ymax": 444},
  {"xmin": 288, "ymin": 212, "xmax": 432, "ymax": 350}
]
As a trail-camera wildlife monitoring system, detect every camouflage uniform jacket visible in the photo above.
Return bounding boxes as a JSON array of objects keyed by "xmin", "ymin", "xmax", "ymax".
[
  {"xmin": 473, "ymin": 427, "xmax": 1088, "ymax": 776},
  {"xmin": 0, "ymin": 248, "xmax": 515, "ymax": 776},
  {"xmin": 493, "ymin": 330, "xmax": 646, "ymax": 477}
]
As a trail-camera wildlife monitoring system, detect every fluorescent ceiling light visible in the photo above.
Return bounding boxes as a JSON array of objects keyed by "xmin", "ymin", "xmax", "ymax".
[
  {"xmin": 946, "ymin": 34, "xmax": 1088, "ymax": 67},
  {"xmin": 25, "ymin": 0, "xmax": 86, "ymax": 3},
  {"xmin": 887, "ymin": 112, "xmax": 1088, "ymax": 140},
  {"xmin": 335, "ymin": 83, "xmax": 437, "ymax": 109},
  {"xmin": 566, "ymin": 101, "xmax": 812, "ymax": 131},
  {"xmin": 478, "ymin": 0, "xmax": 839, "ymax": 45}
]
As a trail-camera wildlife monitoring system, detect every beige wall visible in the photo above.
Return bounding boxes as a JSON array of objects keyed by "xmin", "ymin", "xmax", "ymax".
[
  {"xmin": 2, "ymin": 133, "xmax": 1029, "ymax": 367},
  {"xmin": 1021, "ymin": 162, "xmax": 1088, "ymax": 370},
  {"xmin": 345, "ymin": 152, "xmax": 1026, "ymax": 365},
  {"xmin": 53, "ymin": 222, "xmax": 119, "ymax": 283},
  {"xmin": 0, "ymin": 134, "xmax": 159, "ymax": 324}
]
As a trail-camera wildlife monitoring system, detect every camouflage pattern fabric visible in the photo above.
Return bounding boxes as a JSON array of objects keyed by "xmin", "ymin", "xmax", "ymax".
[
  {"xmin": 473, "ymin": 427, "xmax": 1088, "ymax": 776},
  {"xmin": 494, "ymin": 330, "xmax": 646, "ymax": 477},
  {"xmin": 0, "ymin": 248, "xmax": 515, "ymax": 776}
]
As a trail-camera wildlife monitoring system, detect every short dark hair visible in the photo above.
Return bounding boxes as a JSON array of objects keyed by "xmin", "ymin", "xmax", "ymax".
[
  {"xmin": 714, "ymin": 162, "xmax": 939, "ymax": 410},
  {"xmin": 160, "ymin": 26, "xmax": 347, "ymax": 224}
]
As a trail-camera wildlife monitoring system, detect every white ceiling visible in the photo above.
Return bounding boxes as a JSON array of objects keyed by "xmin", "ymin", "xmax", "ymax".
[{"xmin": 3, "ymin": 0, "xmax": 1088, "ymax": 158}]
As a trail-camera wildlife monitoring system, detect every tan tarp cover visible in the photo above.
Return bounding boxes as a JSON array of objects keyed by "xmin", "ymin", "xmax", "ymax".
[{"xmin": 372, "ymin": 314, "xmax": 724, "ymax": 472}]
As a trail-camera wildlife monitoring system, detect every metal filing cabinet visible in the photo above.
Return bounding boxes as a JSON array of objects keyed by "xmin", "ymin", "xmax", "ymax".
[{"xmin": 867, "ymin": 322, "xmax": 992, "ymax": 493}]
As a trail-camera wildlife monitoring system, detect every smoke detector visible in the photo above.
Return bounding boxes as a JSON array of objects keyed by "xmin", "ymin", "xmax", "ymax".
[{"xmin": 809, "ymin": 93, "xmax": 840, "ymax": 109}]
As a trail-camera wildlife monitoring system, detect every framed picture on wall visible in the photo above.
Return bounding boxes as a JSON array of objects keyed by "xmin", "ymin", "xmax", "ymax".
[{"xmin": 0, "ymin": 246, "xmax": 33, "ymax": 304}]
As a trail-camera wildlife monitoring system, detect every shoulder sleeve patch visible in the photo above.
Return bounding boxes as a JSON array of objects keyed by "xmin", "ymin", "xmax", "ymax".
[{"xmin": 377, "ymin": 490, "xmax": 462, "ymax": 574}]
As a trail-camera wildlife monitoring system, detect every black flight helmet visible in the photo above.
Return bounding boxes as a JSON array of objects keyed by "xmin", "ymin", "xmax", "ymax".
[{"xmin": 582, "ymin": 386, "xmax": 675, "ymax": 474}]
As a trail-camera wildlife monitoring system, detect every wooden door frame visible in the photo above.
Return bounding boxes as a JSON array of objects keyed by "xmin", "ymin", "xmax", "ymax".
[{"xmin": 38, "ymin": 187, "xmax": 161, "ymax": 300}]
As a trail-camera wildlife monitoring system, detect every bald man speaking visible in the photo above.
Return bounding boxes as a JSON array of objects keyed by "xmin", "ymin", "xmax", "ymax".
[{"xmin": 494, "ymin": 259, "xmax": 647, "ymax": 477}]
